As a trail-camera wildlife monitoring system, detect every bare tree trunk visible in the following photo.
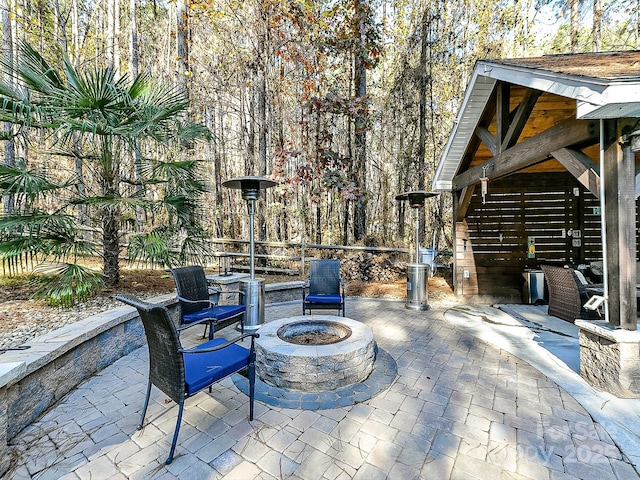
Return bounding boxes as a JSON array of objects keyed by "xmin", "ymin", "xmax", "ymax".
[
  {"xmin": 1, "ymin": 0, "xmax": 14, "ymax": 214},
  {"xmin": 257, "ymin": 30, "xmax": 267, "ymax": 245},
  {"xmin": 114, "ymin": 0, "xmax": 120, "ymax": 75},
  {"xmin": 398, "ymin": 201, "xmax": 405, "ymax": 239},
  {"xmin": 72, "ymin": 133, "xmax": 89, "ymax": 235},
  {"xmin": 397, "ymin": 107, "xmax": 405, "ymax": 238},
  {"xmin": 343, "ymin": 201, "xmax": 349, "ymax": 245},
  {"xmin": 275, "ymin": 62, "xmax": 285, "ymax": 242},
  {"xmin": 342, "ymin": 61, "xmax": 353, "ymax": 246},
  {"xmin": 316, "ymin": 206, "xmax": 321, "ymax": 244},
  {"xmin": 570, "ymin": 0, "xmax": 579, "ymax": 53},
  {"xmin": 175, "ymin": 0, "xmax": 189, "ymax": 97},
  {"xmin": 53, "ymin": 0, "xmax": 69, "ymax": 54},
  {"xmin": 245, "ymin": 81, "xmax": 255, "ymax": 175},
  {"xmin": 416, "ymin": 9, "xmax": 430, "ymax": 247},
  {"xmin": 129, "ymin": 0, "xmax": 143, "ymax": 225},
  {"xmin": 637, "ymin": 0, "xmax": 640, "ymax": 48},
  {"xmin": 71, "ymin": 0, "xmax": 79, "ymax": 63},
  {"xmin": 593, "ymin": 0, "xmax": 602, "ymax": 52},
  {"xmin": 352, "ymin": 1, "xmax": 367, "ymax": 242},
  {"xmin": 58, "ymin": 0, "xmax": 89, "ymax": 237},
  {"xmin": 107, "ymin": 0, "xmax": 115, "ymax": 70},
  {"xmin": 129, "ymin": 0, "xmax": 138, "ymax": 76},
  {"xmin": 212, "ymin": 105, "xmax": 223, "ymax": 237}
]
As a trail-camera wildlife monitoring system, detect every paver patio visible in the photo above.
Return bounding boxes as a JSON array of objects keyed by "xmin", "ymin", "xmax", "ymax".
[{"xmin": 5, "ymin": 297, "xmax": 639, "ymax": 479}]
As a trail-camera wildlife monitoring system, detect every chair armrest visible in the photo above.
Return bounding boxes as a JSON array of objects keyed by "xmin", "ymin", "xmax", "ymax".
[
  {"xmin": 179, "ymin": 333, "xmax": 260, "ymax": 353},
  {"xmin": 207, "ymin": 288, "xmax": 221, "ymax": 305},
  {"xmin": 177, "ymin": 295, "xmax": 214, "ymax": 308},
  {"xmin": 208, "ymin": 284, "xmax": 246, "ymax": 296},
  {"xmin": 208, "ymin": 287, "xmax": 245, "ymax": 305},
  {"xmin": 217, "ymin": 289, "xmax": 245, "ymax": 297},
  {"xmin": 229, "ymin": 289, "xmax": 245, "ymax": 296}
]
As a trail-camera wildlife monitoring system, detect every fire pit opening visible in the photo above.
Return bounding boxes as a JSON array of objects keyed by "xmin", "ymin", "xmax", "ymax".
[{"xmin": 277, "ymin": 320, "xmax": 352, "ymax": 345}]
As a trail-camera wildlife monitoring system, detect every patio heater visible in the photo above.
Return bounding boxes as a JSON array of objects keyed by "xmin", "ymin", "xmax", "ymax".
[
  {"xmin": 395, "ymin": 190, "xmax": 438, "ymax": 310},
  {"xmin": 222, "ymin": 176, "xmax": 277, "ymax": 332}
]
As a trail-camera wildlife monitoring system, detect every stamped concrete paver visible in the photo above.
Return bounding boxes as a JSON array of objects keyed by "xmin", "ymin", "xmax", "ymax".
[{"xmin": 5, "ymin": 298, "xmax": 640, "ymax": 479}]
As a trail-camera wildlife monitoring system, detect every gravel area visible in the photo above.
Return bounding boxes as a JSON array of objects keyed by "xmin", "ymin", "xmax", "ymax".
[
  {"xmin": 0, "ymin": 270, "xmax": 453, "ymax": 352},
  {"xmin": 0, "ymin": 268, "xmax": 177, "ymax": 352},
  {"xmin": 0, "ymin": 291, "xmax": 174, "ymax": 351}
]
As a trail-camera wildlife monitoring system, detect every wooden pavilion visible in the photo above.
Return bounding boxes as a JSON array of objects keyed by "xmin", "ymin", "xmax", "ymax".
[{"xmin": 433, "ymin": 51, "xmax": 640, "ymax": 395}]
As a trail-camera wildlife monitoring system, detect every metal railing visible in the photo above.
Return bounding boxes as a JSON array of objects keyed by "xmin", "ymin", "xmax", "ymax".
[{"xmin": 207, "ymin": 238, "xmax": 409, "ymax": 276}]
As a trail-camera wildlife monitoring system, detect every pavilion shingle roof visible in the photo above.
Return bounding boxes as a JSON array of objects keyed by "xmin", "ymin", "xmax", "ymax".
[{"xmin": 490, "ymin": 50, "xmax": 640, "ymax": 80}]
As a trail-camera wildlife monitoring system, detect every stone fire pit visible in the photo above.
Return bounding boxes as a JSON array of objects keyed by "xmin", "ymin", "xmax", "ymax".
[{"xmin": 255, "ymin": 315, "xmax": 375, "ymax": 392}]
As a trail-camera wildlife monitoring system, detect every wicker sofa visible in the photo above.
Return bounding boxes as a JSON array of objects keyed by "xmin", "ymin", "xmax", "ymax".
[{"xmin": 540, "ymin": 265, "xmax": 602, "ymax": 323}]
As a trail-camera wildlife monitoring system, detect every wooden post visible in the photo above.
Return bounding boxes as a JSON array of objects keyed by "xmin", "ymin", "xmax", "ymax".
[{"xmin": 603, "ymin": 119, "xmax": 637, "ymax": 330}]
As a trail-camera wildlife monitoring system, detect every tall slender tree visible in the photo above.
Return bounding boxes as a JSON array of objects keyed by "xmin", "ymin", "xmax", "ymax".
[
  {"xmin": 176, "ymin": 0, "xmax": 190, "ymax": 98},
  {"xmin": 353, "ymin": 0, "xmax": 369, "ymax": 242},
  {"xmin": 593, "ymin": 0, "xmax": 602, "ymax": 51},
  {"xmin": 1, "ymin": 0, "xmax": 15, "ymax": 215},
  {"xmin": 570, "ymin": 0, "xmax": 580, "ymax": 52}
]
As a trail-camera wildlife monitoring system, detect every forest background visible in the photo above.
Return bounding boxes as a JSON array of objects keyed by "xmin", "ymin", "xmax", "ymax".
[{"xmin": 0, "ymin": 0, "xmax": 638, "ymax": 304}]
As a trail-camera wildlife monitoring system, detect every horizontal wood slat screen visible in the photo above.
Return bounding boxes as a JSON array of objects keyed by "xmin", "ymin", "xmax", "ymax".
[
  {"xmin": 457, "ymin": 172, "xmax": 619, "ymax": 297},
  {"xmin": 465, "ymin": 172, "xmax": 604, "ymax": 266}
]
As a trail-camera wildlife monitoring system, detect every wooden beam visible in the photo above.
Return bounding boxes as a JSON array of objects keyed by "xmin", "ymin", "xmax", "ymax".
[
  {"xmin": 455, "ymin": 185, "xmax": 475, "ymax": 222},
  {"xmin": 452, "ymin": 118, "xmax": 598, "ymax": 190},
  {"xmin": 502, "ymin": 90, "xmax": 543, "ymax": 150},
  {"xmin": 460, "ymin": 90, "xmax": 498, "ymax": 174},
  {"xmin": 496, "ymin": 82, "xmax": 510, "ymax": 150},
  {"xmin": 474, "ymin": 88, "xmax": 542, "ymax": 158},
  {"xmin": 551, "ymin": 148, "xmax": 600, "ymax": 198},
  {"xmin": 475, "ymin": 127, "xmax": 498, "ymax": 156}
]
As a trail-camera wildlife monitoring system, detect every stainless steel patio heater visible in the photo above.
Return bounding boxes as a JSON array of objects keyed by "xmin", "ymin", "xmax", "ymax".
[
  {"xmin": 395, "ymin": 191, "xmax": 438, "ymax": 310},
  {"xmin": 222, "ymin": 176, "xmax": 277, "ymax": 331}
]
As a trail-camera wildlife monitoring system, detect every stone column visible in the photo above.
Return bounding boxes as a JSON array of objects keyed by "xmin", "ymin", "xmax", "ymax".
[{"xmin": 577, "ymin": 320, "xmax": 640, "ymax": 398}]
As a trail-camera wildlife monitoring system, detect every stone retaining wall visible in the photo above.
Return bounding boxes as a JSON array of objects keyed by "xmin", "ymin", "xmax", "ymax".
[
  {"xmin": 0, "ymin": 281, "xmax": 304, "ymax": 477},
  {"xmin": 265, "ymin": 281, "xmax": 304, "ymax": 304}
]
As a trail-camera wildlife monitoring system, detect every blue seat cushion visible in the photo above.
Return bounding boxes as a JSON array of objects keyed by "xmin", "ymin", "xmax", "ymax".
[
  {"xmin": 213, "ymin": 305, "xmax": 246, "ymax": 321},
  {"xmin": 305, "ymin": 294, "xmax": 342, "ymax": 304},
  {"xmin": 183, "ymin": 338, "xmax": 250, "ymax": 395},
  {"xmin": 182, "ymin": 305, "xmax": 245, "ymax": 324}
]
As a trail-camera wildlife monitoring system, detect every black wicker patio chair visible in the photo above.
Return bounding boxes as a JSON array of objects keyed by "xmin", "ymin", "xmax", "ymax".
[
  {"xmin": 168, "ymin": 265, "xmax": 245, "ymax": 340},
  {"xmin": 540, "ymin": 265, "xmax": 601, "ymax": 323},
  {"xmin": 116, "ymin": 294, "xmax": 258, "ymax": 465},
  {"xmin": 302, "ymin": 259, "xmax": 346, "ymax": 316}
]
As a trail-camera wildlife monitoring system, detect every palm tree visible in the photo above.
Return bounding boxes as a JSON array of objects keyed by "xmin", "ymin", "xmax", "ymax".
[{"xmin": 0, "ymin": 42, "xmax": 210, "ymax": 306}]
